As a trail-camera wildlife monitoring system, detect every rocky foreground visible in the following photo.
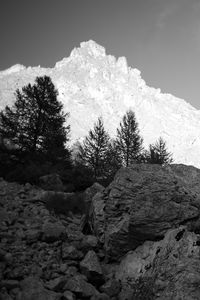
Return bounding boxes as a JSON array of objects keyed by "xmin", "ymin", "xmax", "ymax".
[{"xmin": 1, "ymin": 164, "xmax": 200, "ymax": 299}]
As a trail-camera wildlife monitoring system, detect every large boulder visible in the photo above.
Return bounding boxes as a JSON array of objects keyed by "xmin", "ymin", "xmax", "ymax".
[
  {"xmin": 148, "ymin": 227, "xmax": 200, "ymax": 299},
  {"xmin": 116, "ymin": 227, "xmax": 200, "ymax": 299},
  {"xmin": 90, "ymin": 164, "xmax": 200, "ymax": 259}
]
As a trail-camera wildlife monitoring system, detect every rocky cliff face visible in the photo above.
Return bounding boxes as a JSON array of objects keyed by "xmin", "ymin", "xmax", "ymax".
[{"xmin": 1, "ymin": 40, "xmax": 200, "ymax": 167}]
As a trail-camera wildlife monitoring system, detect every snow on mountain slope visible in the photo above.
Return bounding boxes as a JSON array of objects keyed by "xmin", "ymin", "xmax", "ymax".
[{"xmin": 0, "ymin": 40, "xmax": 200, "ymax": 167}]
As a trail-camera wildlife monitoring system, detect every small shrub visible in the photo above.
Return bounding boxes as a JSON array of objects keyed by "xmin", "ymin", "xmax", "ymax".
[
  {"xmin": 60, "ymin": 165, "xmax": 95, "ymax": 191},
  {"xmin": 44, "ymin": 192, "xmax": 86, "ymax": 216},
  {"xmin": 5, "ymin": 161, "xmax": 53, "ymax": 184}
]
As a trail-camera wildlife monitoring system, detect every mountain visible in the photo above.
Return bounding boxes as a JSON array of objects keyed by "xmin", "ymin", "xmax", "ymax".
[{"xmin": 0, "ymin": 40, "xmax": 200, "ymax": 167}]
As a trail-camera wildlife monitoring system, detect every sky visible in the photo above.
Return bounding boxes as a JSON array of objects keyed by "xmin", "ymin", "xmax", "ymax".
[{"xmin": 0, "ymin": 0, "xmax": 200, "ymax": 109}]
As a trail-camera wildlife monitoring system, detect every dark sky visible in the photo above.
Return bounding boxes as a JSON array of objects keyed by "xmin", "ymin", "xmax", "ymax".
[{"xmin": 1, "ymin": 0, "xmax": 200, "ymax": 109}]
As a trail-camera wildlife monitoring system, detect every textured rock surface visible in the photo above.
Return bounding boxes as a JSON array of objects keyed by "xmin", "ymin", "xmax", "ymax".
[
  {"xmin": 64, "ymin": 274, "xmax": 98, "ymax": 298},
  {"xmin": 90, "ymin": 164, "xmax": 200, "ymax": 259},
  {"xmin": 1, "ymin": 40, "xmax": 200, "ymax": 167},
  {"xmin": 89, "ymin": 192, "xmax": 106, "ymax": 243},
  {"xmin": 115, "ymin": 227, "xmax": 200, "ymax": 299},
  {"xmin": 170, "ymin": 164, "xmax": 200, "ymax": 196},
  {"xmin": 116, "ymin": 240, "xmax": 159, "ymax": 283},
  {"xmin": 2, "ymin": 163, "xmax": 200, "ymax": 299},
  {"xmin": 84, "ymin": 182, "xmax": 104, "ymax": 211},
  {"xmin": 80, "ymin": 250, "xmax": 104, "ymax": 285},
  {"xmin": 148, "ymin": 227, "xmax": 200, "ymax": 299}
]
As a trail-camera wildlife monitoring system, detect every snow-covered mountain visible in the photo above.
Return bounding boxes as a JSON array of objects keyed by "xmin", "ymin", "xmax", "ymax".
[{"xmin": 0, "ymin": 40, "xmax": 200, "ymax": 167}]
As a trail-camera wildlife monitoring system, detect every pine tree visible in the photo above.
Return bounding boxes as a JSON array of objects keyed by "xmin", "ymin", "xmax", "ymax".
[
  {"xmin": 147, "ymin": 137, "xmax": 173, "ymax": 165},
  {"xmin": 104, "ymin": 139, "xmax": 123, "ymax": 181},
  {"xmin": 115, "ymin": 110, "xmax": 143, "ymax": 166},
  {"xmin": 77, "ymin": 117, "xmax": 110, "ymax": 179},
  {"xmin": 0, "ymin": 76, "xmax": 70, "ymax": 162}
]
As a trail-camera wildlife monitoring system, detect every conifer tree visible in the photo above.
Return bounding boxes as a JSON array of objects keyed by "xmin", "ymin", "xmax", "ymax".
[
  {"xmin": 147, "ymin": 137, "xmax": 173, "ymax": 165},
  {"xmin": 77, "ymin": 117, "xmax": 110, "ymax": 179},
  {"xmin": 0, "ymin": 76, "xmax": 70, "ymax": 162},
  {"xmin": 104, "ymin": 139, "xmax": 123, "ymax": 180},
  {"xmin": 115, "ymin": 110, "xmax": 143, "ymax": 166}
]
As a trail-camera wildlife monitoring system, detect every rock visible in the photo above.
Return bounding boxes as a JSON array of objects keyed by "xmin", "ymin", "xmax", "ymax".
[
  {"xmin": 60, "ymin": 265, "xmax": 78, "ymax": 276},
  {"xmin": 0, "ymin": 290, "xmax": 13, "ymax": 300},
  {"xmin": 99, "ymin": 279, "xmax": 121, "ymax": 297},
  {"xmin": 24, "ymin": 182, "xmax": 32, "ymax": 192},
  {"xmin": 91, "ymin": 293, "xmax": 110, "ymax": 300},
  {"xmin": 39, "ymin": 173, "xmax": 64, "ymax": 191},
  {"xmin": 64, "ymin": 274, "xmax": 98, "ymax": 298},
  {"xmin": 62, "ymin": 290, "xmax": 76, "ymax": 300},
  {"xmin": 26, "ymin": 229, "xmax": 41, "ymax": 243},
  {"xmin": 0, "ymin": 208, "xmax": 18, "ymax": 225},
  {"xmin": 80, "ymin": 250, "xmax": 104, "ymax": 285},
  {"xmin": 116, "ymin": 240, "xmax": 160, "ymax": 283},
  {"xmin": 146, "ymin": 227, "xmax": 200, "ymax": 299},
  {"xmin": 42, "ymin": 222, "xmax": 65, "ymax": 242},
  {"xmin": 117, "ymin": 288, "xmax": 134, "ymax": 300},
  {"xmin": 80, "ymin": 235, "xmax": 98, "ymax": 252},
  {"xmin": 62, "ymin": 243, "xmax": 84, "ymax": 260},
  {"xmin": 0, "ymin": 248, "xmax": 6, "ymax": 260},
  {"xmin": 0, "ymin": 279, "xmax": 20, "ymax": 290},
  {"xmin": 66, "ymin": 227, "xmax": 84, "ymax": 242},
  {"xmin": 89, "ymin": 192, "xmax": 106, "ymax": 243},
  {"xmin": 4, "ymin": 253, "xmax": 13, "ymax": 265},
  {"xmin": 84, "ymin": 183, "xmax": 104, "ymax": 211},
  {"xmin": 116, "ymin": 227, "xmax": 200, "ymax": 299},
  {"xmin": 17, "ymin": 276, "xmax": 61, "ymax": 300},
  {"xmin": 169, "ymin": 164, "xmax": 200, "ymax": 196},
  {"xmin": 45, "ymin": 276, "xmax": 68, "ymax": 292},
  {"xmin": 91, "ymin": 164, "xmax": 200, "ymax": 259}
]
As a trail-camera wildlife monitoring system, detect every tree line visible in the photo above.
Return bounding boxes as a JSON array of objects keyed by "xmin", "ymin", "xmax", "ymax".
[{"xmin": 0, "ymin": 76, "xmax": 173, "ymax": 188}]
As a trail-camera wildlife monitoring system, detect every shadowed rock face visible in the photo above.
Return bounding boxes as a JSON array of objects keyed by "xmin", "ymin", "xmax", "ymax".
[
  {"xmin": 116, "ymin": 227, "xmax": 200, "ymax": 300},
  {"xmin": 2, "ymin": 163, "xmax": 200, "ymax": 299},
  {"xmin": 148, "ymin": 227, "xmax": 200, "ymax": 300},
  {"xmin": 90, "ymin": 164, "xmax": 200, "ymax": 259}
]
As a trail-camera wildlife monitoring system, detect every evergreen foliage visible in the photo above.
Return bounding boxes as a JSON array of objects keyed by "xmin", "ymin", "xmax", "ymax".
[
  {"xmin": 115, "ymin": 110, "xmax": 143, "ymax": 166},
  {"xmin": 104, "ymin": 139, "xmax": 123, "ymax": 181},
  {"xmin": 77, "ymin": 117, "xmax": 110, "ymax": 179},
  {"xmin": 147, "ymin": 137, "xmax": 173, "ymax": 165},
  {"xmin": 0, "ymin": 76, "xmax": 70, "ymax": 163}
]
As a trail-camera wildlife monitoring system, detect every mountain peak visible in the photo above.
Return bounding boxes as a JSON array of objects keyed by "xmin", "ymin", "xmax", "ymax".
[
  {"xmin": 79, "ymin": 40, "xmax": 106, "ymax": 57},
  {"xmin": 55, "ymin": 40, "xmax": 106, "ymax": 69}
]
